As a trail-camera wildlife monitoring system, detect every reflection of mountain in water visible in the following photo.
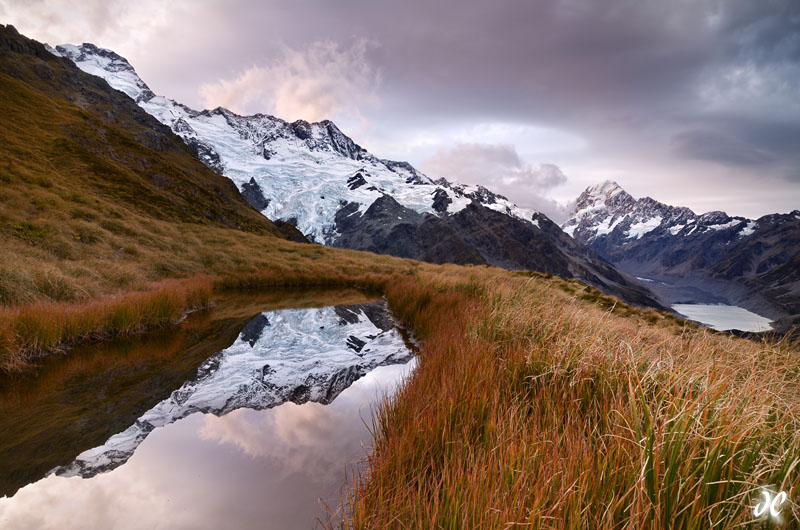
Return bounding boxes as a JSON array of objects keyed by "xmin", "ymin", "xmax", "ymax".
[{"xmin": 52, "ymin": 302, "xmax": 413, "ymax": 479}]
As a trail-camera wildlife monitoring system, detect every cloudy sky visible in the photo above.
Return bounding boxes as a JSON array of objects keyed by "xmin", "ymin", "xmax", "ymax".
[{"xmin": 2, "ymin": 0, "xmax": 799, "ymax": 219}]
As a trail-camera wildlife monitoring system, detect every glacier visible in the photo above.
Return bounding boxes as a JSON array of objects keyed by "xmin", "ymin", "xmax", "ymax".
[{"xmin": 52, "ymin": 43, "xmax": 537, "ymax": 244}]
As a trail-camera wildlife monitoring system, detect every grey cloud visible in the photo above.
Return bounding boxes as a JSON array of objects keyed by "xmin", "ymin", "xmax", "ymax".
[
  {"xmin": 672, "ymin": 116, "xmax": 800, "ymax": 181},
  {"xmin": 198, "ymin": 38, "xmax": 381, "ymax": 122},
  {"xmin": 731, "ymin": 119, "xmax": 800, "ymax": 163},
  {"xmin": 671, "ymin": 129, "xmax": 776, "ymax": 167},
  {"xmin": 420, "ymin": 143, "xmax": 568, "ymax": 221}
]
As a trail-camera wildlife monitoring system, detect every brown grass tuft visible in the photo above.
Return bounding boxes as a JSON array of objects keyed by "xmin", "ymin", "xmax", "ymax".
[{"xmin": 0, "ymin": 277, "xmax": 211, "ymax": 371}]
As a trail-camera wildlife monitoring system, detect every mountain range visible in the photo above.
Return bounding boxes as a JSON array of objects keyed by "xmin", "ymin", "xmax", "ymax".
[
  {"xmin": 6, "ymin": 26, "xmax": 796, "ymax": 329},
  {"xmin": 50, "ymin": 41, "xmax": 662, "ymax": 309},
  {"xmin": 561, "ymin": 181, "xmax": 800, "ymax": 331}
]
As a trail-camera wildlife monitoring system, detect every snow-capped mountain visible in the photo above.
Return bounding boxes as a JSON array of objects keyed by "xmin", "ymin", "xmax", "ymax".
[
  {"xmin": 52, "ymin": 301, "xmax": 413, "ymax": 478},
  {"xmin": 562, "ymin": 180, "xmax": 800, "ymax": 329},
  {"xmin": 51, "ymin": 43, "xmax": 532, "ymax": 244},
  {"xmin": 562, "ymin": 180, "xmax": 756, "ymax": 249},
  {"xmin": 52, "ymin": 43, "xmax": 663, "ymax": 309}
]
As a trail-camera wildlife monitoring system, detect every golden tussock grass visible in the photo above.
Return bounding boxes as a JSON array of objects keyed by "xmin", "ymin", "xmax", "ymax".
[
  {"xmin": 0, "ymin": 238, "xmax": 414, "ymax": 373},
  {"xmin": 0, "ymin": 277, "xmax": 212, "ymax": 371},
  {"xmin": 340, "ymin": 269, "xmax": 800, "ymax": 529}
]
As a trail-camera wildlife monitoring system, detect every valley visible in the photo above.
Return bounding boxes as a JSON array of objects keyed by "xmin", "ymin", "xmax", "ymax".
[{"xmin": 562, "ymin": 180, "xmax": 800, "ymax": 332}]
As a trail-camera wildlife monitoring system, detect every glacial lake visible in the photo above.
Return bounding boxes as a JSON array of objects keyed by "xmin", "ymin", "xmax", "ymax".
[
  {"xmin": 672, "ymin": 303, "xmax": 773, "ymax": 332},
  {"xmin": 0, "ymin": 289, "xmax": 416, "ymax": 530}
]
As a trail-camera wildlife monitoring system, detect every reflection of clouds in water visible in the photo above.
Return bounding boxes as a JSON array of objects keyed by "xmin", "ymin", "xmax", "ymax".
[
  {"xmin": 0, "ymin": 463, "xmax": 206, "ymax": 530},
  {"xmin": 0, "ymin": 360, "xmax": 417, "ymax": 530},
  {"xmin": 198, "ymin": 360, "xmax": 417, "ymax": 485},
  {"xmin": 199, "ymin": 405, "xmax": 357, "ymax": 485}
]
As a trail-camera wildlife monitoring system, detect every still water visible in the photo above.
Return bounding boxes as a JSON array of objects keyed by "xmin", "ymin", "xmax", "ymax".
[
  {"xmin": 0, "ymin": 289, "xmax": 416, "ymax": 529},
  {"xmin": 672, "ymin": 303, "xmax": 773, "ymax": 332}
]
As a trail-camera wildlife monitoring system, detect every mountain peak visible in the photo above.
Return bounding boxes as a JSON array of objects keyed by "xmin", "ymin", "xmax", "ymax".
[
  {"xmin": 570, "ymin": 180, "xmax": 633, "ymax": 215},
  {"xmin": 56, "ymin": 41, "xmax": 543, "ymax": 238},
  {"xmin": 581, "ymin": 180, "xmax": 629, "ymax": 204},
  {"xmin": 52, "ymin": 42, "xmax": 155, "ymax": 102},
  {"xmin": 587, "ymin": 179, "xmax": 624, "ymax": 196}
]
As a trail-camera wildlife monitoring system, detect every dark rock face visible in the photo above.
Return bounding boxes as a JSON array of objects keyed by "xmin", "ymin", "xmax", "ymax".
[
  {"xmin": 291, "ymin": 119, "xmax": 312, "ymax": 140},
  {"xmin": 321, "ymin": 120, "xmax": 368, "ymax": 160},
  {"xmin": 172, "ymin": 118, "xmax": 225, "ymax": 173},
  {"xmin": 185, "ymin": 138, "xmax": 224, "ymax": 173},
  {"xmin": 450, "ymin": 206, "xmax": 665, "ymax": 309},
  {"xmin": 463, "ymin": 185, "xmax": 507, "ymax": 205},
  {"xmin": 381, "ymin": 160, "xmax": 431, "ymax": 185},
  {"xmin": 707, "ymin": 212, "xmax": 800, "ymax": 323},
  {"xmin": 240, "ymin": 314, "xmax": 270, "ymax": 346},
  {"xmin": 346, "ymin": 335, "xmax": 367, "ymax": 354},
  {"xmin": 240, "ymin": 177, "xmax": 270, "ymax": 211},
  {"xmin": 333, "ymin": 196, "xmax": 664, "ymax": 309},
  {"xmin": 448, "ymin": 204, "xmax": 571, "ymax": 274},
  {"xmin": 334, "ymin": 305, "xmax": 362, "ymax": 325},
  {"xmin": 347, "ymin": 172, "xmax": 367, "ymax": 190},
  {"xmin": 1, "ymin": 24, "xmax": 52, "ymax": 58},
  {"xmin": 333, "ymin": 195, "xmax": 485, "ymax": 265},
  {"xmin": 432, "ymin": 188, "xmax": 452, "ymax": 215}
]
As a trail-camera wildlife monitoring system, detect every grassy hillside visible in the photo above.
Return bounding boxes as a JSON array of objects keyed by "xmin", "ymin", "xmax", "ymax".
[
  {"xmin": 343, "ymin": 270, "xmax": 800, "ymax": 528},
  {"xmin": 0, "ymin": 24, "xmax": 294, "ymax": 306},
  {"xmin": 1, "ymin": 24, "xmax": 798, "ymax": 528}
]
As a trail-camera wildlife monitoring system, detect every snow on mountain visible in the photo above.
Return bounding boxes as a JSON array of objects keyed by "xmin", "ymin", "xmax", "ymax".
[
  {"xmin": 53, "ymin": 43, "xmax": 536, "ymax": 244},
  {"xmin": 560, "ymin": 180, "xmax": 762, "ymax": 244},
  {"xmin": 52, "ymin": 301, "xmax": 413, "ymax": 478},
  {"xmin": 50, "ymin": 43, "xmax": 155, "ymax": 103}
]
